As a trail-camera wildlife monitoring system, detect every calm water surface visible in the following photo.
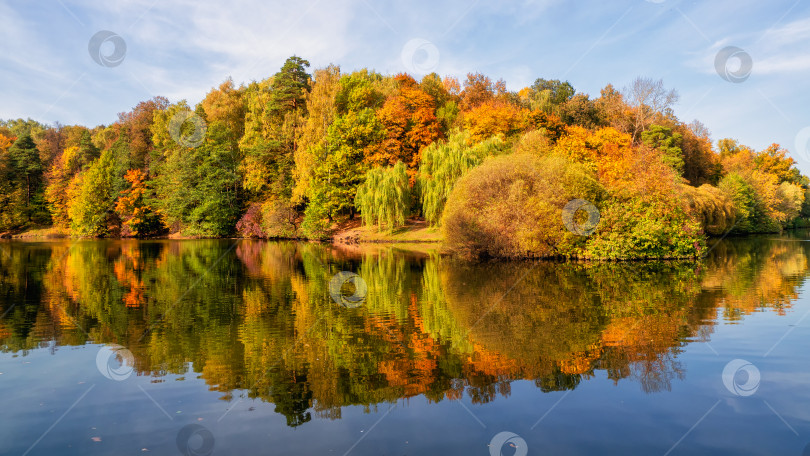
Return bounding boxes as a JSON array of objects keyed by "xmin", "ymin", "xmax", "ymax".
[{"xmin": 1, "ymin": 235, "xmax": 810, "ymax": 455}]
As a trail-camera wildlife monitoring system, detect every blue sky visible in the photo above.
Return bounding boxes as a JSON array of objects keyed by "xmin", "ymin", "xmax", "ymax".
[{"xmin": 2, "ymin": 0, "xmax": 809, "ymax": 172}]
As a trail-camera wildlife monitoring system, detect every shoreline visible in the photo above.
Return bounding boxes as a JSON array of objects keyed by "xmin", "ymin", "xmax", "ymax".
[
  {"xmin": 5, "ymin": 221, "xmax": 807, "ymax": 262},
  {"xmin": 4, "ymin": 224, "xmax": 802, "ymax": 244},
  {"xmin": 2, "ymin": 217, "xmax": 444, "ymax": 244}
]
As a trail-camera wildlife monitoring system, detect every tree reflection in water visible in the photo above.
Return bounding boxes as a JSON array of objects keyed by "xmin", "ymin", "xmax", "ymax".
[{"xmin": 0, "ymin": 235, "xmax": 807, "ymax": 426}]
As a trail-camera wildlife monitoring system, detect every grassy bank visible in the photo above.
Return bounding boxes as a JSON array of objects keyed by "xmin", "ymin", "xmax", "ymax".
[
  {"xmin": 332, "ymin": 218, "xmax": 442, "ymax": 244},
  {"xmin": 4, "ymin": 226, "xmax": 69, "ymax": 239}
]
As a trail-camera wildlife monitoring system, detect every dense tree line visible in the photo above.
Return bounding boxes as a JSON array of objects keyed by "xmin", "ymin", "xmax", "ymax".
[{"xmin": 1, "ymin": 57, "xmax": 807, "ymax": 258}]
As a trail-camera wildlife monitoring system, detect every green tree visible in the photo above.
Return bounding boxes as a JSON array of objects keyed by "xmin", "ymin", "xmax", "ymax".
[
  {"xmin": 418, "ymin": 130, "xmax": 504, "ymax": 225},
  {"xmin": 68, "ymin": 149, "xmax": 118, "ymax": 236},
  {"xmin": 301, "ymin": 71, "xmax": 390, "ymax": 238},
  {"xmin": 0, "ymin": 135, "xmax": 49, "ymax": 228},
  {"xmin": 355, "ymin": 161, "xmax": 411, "ymax": 231},
  {"xmin": 153, "ymin": 124, "xmax": 242, "ymax": 236},
  {"xmin": 641, "ymin": 125, "xmax": 684, "ymax": 175},
  {"xmin": 267, "ymin": 56, "xmax": 311, "ymax": 117},
  {"xmin": 9, "ymin": 135, "xmax": 43, "ymax": 209},
  {"xmin": 239, "ymin": 57, "xmax": 311, "ymax": 202},
  {"xmin": 528, "ymin": 79, "xmax": 575, "ymax": 114},
  {"xmin": 717, "ymin": 172, "xmax": 776, "ymax": 233}
]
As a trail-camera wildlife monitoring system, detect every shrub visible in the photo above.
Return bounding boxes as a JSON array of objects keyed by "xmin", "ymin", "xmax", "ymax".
[
  {"xmin": 301, "ymin": 200, "xmax": 333, "ymax": 240},
  {"xmin": 584, "ymin": 197, "xmax": 704, "ymax": 260},
  {"xmin": 236, "ymin": 203, "xmax": 264, "ymax": 238},
  {"xmin": 261, "ymin": 198, "xmax": 298, "ymax": 238},
  {"xmin": 513, "ymin": 129, "xmax": 552, "ymax": 156},
  {"xmin": 441, "ymin": 153, "xmax": 605, "ymax": 259},
  {"xmin": 237, "ymin": 199, "xmax": 297, "ymax": 239}
]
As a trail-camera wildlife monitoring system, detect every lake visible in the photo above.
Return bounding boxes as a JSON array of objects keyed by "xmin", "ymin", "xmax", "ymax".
[{"xmin": 1, "ymin": 235, "xmax": 809, "ymax": 455}]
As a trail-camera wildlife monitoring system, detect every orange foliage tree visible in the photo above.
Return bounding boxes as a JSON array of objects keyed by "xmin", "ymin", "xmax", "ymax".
[
  {"xmin": 463, "ymin": 101, "xmax": 526, "ymax": 143},
  {"xmin": 0, "ymin": 133, "xmax": 15, "ymax": 152},
  {"xmin": 373, "ymin": 74, "xmax": 442, "ymax": 173},
  {"xmin": 115, "ymin": 169, "xmax": 163, "ymax": 236}
]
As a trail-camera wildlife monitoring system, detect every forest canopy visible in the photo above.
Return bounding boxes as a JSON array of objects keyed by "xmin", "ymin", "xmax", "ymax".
[{"xmin": 1, "ymin": 57, "xmax": 807, "ymax": 259}]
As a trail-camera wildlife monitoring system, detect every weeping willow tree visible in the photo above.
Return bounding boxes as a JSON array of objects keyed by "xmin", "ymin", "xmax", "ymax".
[
  {"xmin": 417, "ymin": 130, "xmax": 504, "ymax": 226},
  {"xmin": 680, "ymin": 183, "xmax": 737, "ymax": 236},
  {"xmin": 355, "ymin": 161, "xmax": 411, "ymax": 231}
]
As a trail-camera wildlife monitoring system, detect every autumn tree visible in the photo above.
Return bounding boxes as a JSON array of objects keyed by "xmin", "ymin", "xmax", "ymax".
[
  {"xmin": 675, "ymin": 122, "xmax": 722, "ymax": 186},
  {"xmin": 374, "ymin": 74, "xmax": 441, "ymax": 174},
  {"xmin": 460, "ymin": 73, "xmax": 497, "ymax": 110},
  {"xmin": 420, "ymin": 73, "xmax": 460, "ymax": 133},
  {"xmin": 559, "ymin": 93, "xmax": 604, "ymax": 128},
  {"xmin": 241, "ymin": 57, "xmax": 310, "ymax": 201},
  {"xmin": 115, "ymin": 169, "xmax": 163, "ymax": 236},
  {"xmin": 301, "ymin": 70, "xmax": 387, "ymax": 238},
  {"xmin": 239, "ymin": 78, "xmax": 276, "ymax": 196},
  {"xmin": 116, "ymin": 97, "xmax": 170, "ymax": 169},
  {"xmin": 623, "ymin": 77, "xmax": 678, "ymax": 142},
  {"xmin": 293, "ymin": 65, "xmax": 341, "ymax": 203},
  {"xmin": 44, "ymin": 145, "xmax": 83, "ymax": 228},
  {"xmin": 716, "ymin": 140, "xmax": 804, "ymax": 232},
  {"xmin": 755, "ymin": 144, "xmax": 800, "ymax": 184},
  {"xmin": 463, "ymin": 101, "xmax": 525, "ymax": 143}
]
